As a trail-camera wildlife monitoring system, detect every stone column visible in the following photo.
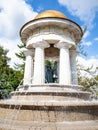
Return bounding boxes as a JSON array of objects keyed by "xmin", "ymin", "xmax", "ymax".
[
  {"xmin": 55, "ymin": 42, "xmax": 72, "ymax": 85},
  {"xmin": 33, "ymin": 41, "xmax": 50, "ymax": 85},
  {"xmin": 70, "ymin": 49, "xmax": 78, "ymax": 85},
  {"xmin": 23, "ymin": 49, "xmax": 34, "ymax": 85}
]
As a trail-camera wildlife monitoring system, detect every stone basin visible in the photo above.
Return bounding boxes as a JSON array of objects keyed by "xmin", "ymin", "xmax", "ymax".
[{"xmin": 0, "ymin": 85, "xmax": 98, "ymax": 130}]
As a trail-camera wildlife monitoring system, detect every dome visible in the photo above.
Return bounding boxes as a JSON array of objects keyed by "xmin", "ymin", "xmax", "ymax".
[{"xmin": 34, "ymin": 10, "xmax": 67, "ymax": 20}]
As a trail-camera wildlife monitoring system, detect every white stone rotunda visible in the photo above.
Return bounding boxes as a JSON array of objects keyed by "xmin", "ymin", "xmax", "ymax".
[
  {"xmin": 20, "ymin": 10, "xmax": 83, "ymax": 86},
  {"xmin": 1, "ymin": 10, "xmax": 98, "ymax": 130}
]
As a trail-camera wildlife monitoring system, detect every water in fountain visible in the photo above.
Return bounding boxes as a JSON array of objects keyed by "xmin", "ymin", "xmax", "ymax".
[
  {"xmin": 3, "ymin": 79, "xmax": 23, "ymax": 128},
  {"xmin": 2, "ymin": 78, "xmax": 33, "ymax": 129}
]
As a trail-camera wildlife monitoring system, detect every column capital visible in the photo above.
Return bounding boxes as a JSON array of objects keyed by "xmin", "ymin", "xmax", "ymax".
[
  {"xmin": 23, "ymin": 48, "xmax": 34, "ymax": 57},
  {"xmin": 33, "ymin": 40, "xmax": 50, "ymax": 49},
  {"xmin": 54, "ymin": 41, "xmax": 72, "ymax": 49}
]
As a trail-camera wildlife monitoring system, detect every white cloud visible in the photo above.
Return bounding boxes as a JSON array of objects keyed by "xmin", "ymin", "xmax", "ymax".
[
  {"xmin": 58, "ymin": 0, "xmax": 98, "ymax": 28},
  {"xmin": 82, "ymin": 41, "xmax": 92, "ymax": 46},
  {"xmin": 36, "ymin": 6, "xmax": 44, "ymax": 12},
  {"xmin": 94, "ymin": 37, "xmax": 98, "ymax": 41},
  {"xmin": 77, "ymin": 56, "xmax": 98, "ymax": 69},
  {"xmin": 82, "ymin": 30, "xmax": 90, "ymax": 39},
  {"xmin": 0, "ymin": 38, "xmax": 23, "ymax": 68},
  {"xmin": 81, "ymin": 30, "xmax": 92, "ymax": 46},
  {"xmin": 77, "ymin": 56, "xmax": 98, "ymax": 77},
  {"xmin": 0, "ymin": 0, "xmax": 37, "ymax": 67},
  {"xmin": 0, "ymin": 0, "xmax": 37, "ymax": 39}
]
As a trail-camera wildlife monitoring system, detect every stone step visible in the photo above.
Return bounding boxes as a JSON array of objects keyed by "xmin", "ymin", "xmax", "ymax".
[
  {"xmin": 16, "ymin": 84, "xmax": 84, "ymax": 91},
  {"xmin": 11, "ymin": 85, "xmax": 91, "ymax": 101},
  {"xmin": 11, "ymin": 90, "xmax": 91, "ymax": 101},
  {"xmin": 0, "ymin": 100, "xmax": 98, "ymax": 122},
  {"xmin": 0, "ymin": 120, "xmax": 98, "ymax": 130}
]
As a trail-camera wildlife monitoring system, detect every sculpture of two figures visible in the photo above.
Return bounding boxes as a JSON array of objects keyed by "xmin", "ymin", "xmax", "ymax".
[{"xmin": 45, "ymin": 61, "xmax": 58, "ymax": 83}]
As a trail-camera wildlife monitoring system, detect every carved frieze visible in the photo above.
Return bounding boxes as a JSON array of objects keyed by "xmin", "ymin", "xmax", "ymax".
[{"xmin": 26, "ymin": 25, "xmax": 77, "ymax": 44}]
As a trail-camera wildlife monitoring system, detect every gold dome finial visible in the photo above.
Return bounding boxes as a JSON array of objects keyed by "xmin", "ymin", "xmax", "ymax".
[{"xmin": 34, "ymin": 10, "xmax": 67, "ymax": 20}]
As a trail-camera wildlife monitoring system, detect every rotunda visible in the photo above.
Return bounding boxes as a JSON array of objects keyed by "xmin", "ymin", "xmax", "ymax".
[
  {"xmin": 0, "ymin": 10, "xmax": 98, "ymax": 130},
  {"xmin": 20, "ymin": 10, "xmax": 83, "ymax": 85}
]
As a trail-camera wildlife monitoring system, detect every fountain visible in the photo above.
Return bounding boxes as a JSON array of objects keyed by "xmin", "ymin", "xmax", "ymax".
[{"xmin": 0, "ymin": 10, "xmax": 98, "ymax": 130}]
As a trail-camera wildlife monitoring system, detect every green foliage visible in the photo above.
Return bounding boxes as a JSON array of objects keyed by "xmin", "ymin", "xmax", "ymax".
[
  {"xmin": 77, "ymin": 43, "xmax": 87, "ymax": 56},
  {"xmin": 77, "ymin": 63, "xmax": 98, "ymax": 99},
  {"xmin": 77, "ymin": 27, "xmax": 98, "ymax": 99},
  {"xmin": 0, "ymin": 47, "xmax": 10, "ymax": 69},
  {"xmin": 0, "ymin": 46, "xmax": 23, "ymax": 99},
  {"xmin": 45, "ymin": 60, "xmax": 54, "ymax": 68},
  {"xmin": 15, "ymin": 43, "xmax": 26, "ymax": 71}
]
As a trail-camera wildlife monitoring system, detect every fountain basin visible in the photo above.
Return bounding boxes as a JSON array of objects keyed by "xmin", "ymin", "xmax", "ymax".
[
  {"xmin": 12, "ymin": 84, "xmax": 91, "ymax": 101},
  {"xmin": 0, "ymin": 85, "xmax": 98, "ymax": 130},
  {"xmin": 0, "ymin": 100, "xmax": 98, "ymax": 121}
]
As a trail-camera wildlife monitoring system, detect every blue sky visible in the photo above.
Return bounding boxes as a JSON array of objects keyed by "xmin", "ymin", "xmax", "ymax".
[{"xmin": 0, "ymin": 0, "xmax": 98, "ymax": 70}]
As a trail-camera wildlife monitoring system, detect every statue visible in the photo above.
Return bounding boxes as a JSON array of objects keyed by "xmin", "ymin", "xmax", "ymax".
[
  {"xmin": 45, "ymin": 61, "xmax": 58, "ymax": 83},
  {"xmin": 53, "ymin": 61, "xmax": 58, "ymax": 83},
  {"xmin": 45, "ymin": 61, "xmax": 53, "ymax": 83}
]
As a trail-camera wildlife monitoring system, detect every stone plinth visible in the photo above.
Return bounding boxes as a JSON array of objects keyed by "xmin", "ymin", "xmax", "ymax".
[{"xmin": 0, "ymin": 84, "xmax": 98, "ymax": 130}]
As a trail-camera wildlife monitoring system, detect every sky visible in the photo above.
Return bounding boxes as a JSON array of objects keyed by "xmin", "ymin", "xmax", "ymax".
[{"xmin": 0, "ymin": 0, "xmax": 98, "ymax": 72}]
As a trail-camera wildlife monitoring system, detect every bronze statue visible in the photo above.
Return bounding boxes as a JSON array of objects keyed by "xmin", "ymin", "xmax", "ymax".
[
  {"xmin": 53, "ymin": 61, "xmax": 58, "ymax": 83},
  {"xmin": 45, "ymin": 61, "xmax": 58, "ymax": 83}
]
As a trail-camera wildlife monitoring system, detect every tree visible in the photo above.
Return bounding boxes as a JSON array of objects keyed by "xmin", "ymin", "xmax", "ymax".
[
  {"xmin": 76, "ymin": 27, "xmax": 98, "ymax": 99},
  {"xmin": 15, "ymin": 43, "xmax": 26, "ymax": 72},
  {"xmin": 77, "ymin": 63, "xmax": 98, "ymax": 99},
  {"xmin": 0, "ymin": 46, "xmax": 23, "ymax": 98}
]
